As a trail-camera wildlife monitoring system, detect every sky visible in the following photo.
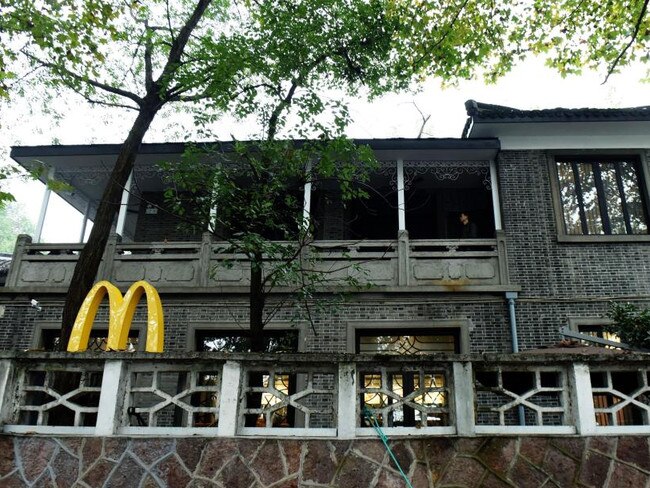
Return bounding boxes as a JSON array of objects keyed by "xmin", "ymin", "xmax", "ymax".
[{"xmin": 1, "ymin": 56, "xmax": 649, "ymax": 244}]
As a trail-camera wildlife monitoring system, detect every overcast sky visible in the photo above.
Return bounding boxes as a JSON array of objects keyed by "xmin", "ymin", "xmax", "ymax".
[{"xmin": 1, "ymin": 56, "xmax": 649, "ymax": 243}]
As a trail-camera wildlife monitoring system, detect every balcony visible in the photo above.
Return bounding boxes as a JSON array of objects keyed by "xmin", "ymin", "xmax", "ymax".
[
  {"xmin": 2, "ymin": 351, "xmax": 649, "ymax": 437},
  {"xmin": 5, "ymin": 231, "xmax": 513, "ymax": 293}
]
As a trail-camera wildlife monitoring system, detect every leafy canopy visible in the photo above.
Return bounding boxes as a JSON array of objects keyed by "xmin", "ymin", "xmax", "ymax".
[{"xmin": 607, "ymin": 302, "xmax": 650, "ymax": 350}]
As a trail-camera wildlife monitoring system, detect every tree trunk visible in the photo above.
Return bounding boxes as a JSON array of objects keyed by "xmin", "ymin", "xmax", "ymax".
[
  {"xmin": 249, "ymin": 251, "xmax": 266, "ymax": 353},
  {"xmin": 58, "ymin": 104, "xmax": 160, "ymax": 349}
]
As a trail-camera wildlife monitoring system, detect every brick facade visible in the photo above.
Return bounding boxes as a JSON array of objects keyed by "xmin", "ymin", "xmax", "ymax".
[{"xmin": 2, "ymin": 148, "xmax": 649, "ymax": 354}]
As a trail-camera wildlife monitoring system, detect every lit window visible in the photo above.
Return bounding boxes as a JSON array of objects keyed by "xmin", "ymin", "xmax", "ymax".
[
  {"xmin": 356, "ymin": 328, "xmax": 460, "ymax": 355},
  {"xmin": 577, "ymin": 325, "xmax": 620, "ymax": 345}
]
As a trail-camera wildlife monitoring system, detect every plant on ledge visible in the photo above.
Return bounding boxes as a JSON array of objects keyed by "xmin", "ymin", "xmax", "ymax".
[{"xmin": 606, "ymin": 302, "xmax": 650, "ymax": 350}]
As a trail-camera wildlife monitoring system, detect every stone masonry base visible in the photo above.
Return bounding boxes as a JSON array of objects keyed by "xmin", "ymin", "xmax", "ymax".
[{"xmin": 0, "ymin": 436, "xmax": 648, "ymax": 487}]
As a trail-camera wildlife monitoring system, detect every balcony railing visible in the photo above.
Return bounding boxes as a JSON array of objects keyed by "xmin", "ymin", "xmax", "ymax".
[
  {"xmin": 1, "ymin": 352, "xmax": 649, "ymax": 437},
  {"xmin": 5, "ymin": 231, "xmax": 512, "ymax": 291}
]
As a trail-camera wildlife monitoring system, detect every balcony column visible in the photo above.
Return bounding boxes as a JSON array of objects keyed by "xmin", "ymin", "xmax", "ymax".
[
  {"xmin": 115, "ymin": 171, "xmax": 133, "ymax": 239},
  {"xmin": 396, "ymin": 159, "xmax": 410, "ymax": 286},
  {"xmin": 489, "ymin": 161, "xmax": 502, "ymax": 230},
  {"xmin": 303, "ymin": 161, "xmax": 312, "ymax": 229},
  {"xmin": 397, "ymin": 159, "xmax": 406, "ymax": 231},
  {"xmin": 79, "ymin": 201, "xmax": 91, "ymax": 243},
  {"xmin": 35, "ymin": 167, "xmax": 55, "ymax": 243}
]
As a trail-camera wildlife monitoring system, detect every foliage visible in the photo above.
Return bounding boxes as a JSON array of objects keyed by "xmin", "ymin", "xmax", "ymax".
[
  {"xmin": 164, "ymin": 138, "xmax": 376, "ymax": 332},
  {"xmin": 3, "ymin": 0, "xmax": 646, "ymax": 349},
  {"xmin": 0, "ymin": 0, "xmax": 123, "ymax": 99},
  {"xmin": 606, "ymin": 302, "xmax": 650, "ymax": 350},
  {"xmin": 0, "ymin": 201, "xmax": 35, "ymax": 254},
  {"xmin": 523, "ymin": 0, "xmax": 650, "ymax": 81}
]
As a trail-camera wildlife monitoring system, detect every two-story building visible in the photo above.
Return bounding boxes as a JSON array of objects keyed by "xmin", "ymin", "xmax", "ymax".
[{"xmin": 0, "ymin": 101, "xmax": 648, "ymax": 487}]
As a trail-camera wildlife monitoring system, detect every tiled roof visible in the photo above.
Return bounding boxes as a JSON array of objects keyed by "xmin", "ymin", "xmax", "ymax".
[{"xmin": 464, "ymin": 99, "xmax": 650, "ymax": 123}]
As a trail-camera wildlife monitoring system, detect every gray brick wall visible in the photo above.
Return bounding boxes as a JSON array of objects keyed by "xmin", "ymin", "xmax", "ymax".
[
  {"xmin": 0, "ymin": 295, "xmax": 511, "ymax": 353},
  {"xmin": 498, "ymin": 149, "xmax": 650, "ymax": 349},
  {"xmin": 3, "ymin": 149, "xmax": 649, "ymax": 354}
]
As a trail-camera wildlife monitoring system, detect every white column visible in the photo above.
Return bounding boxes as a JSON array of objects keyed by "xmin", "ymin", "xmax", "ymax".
[
  {"xmin": 397, "ymin": 159, "xmax": 406, "ymax": 231},
  {"xmin": 303, "ymin": 161, "xmax": 312, "ymax": 229},
  {"xmin": 569, "ymin": 363, "xmax": 597, "ymax": 435},
  {"xmin": 337, "ymin": 362, "xmax": 356, "ymax": 439},
  {"xmin": 79, "ymin": 201, "xmax": 91, "ymax": 243},
  {"xmin": 453, "ymin": 361, "xmax": 475, "ymax": 436},
  {"xmin": 489, "ymin": 161, "xmax": 503, "ymax": 230},
  {"xmin": 115, "ymin": 171, "xmax": 133, "ymax": 238},
  {"xmin": 218, "ymin": 361, "xmax": 241, "ymax": 437},
  {"xmin": 95, "ymin": 360, "xmax": 127, "ymax": 436},
  {"xmin": 0, "ymin": 359, "xmax": 15, "ymax": 424},
  {"xmin": 35, "ymin": 167, "xmax": 55, "ymax": 243}
]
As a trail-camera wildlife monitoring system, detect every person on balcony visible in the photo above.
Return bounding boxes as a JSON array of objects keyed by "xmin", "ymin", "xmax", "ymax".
[{"xmin": 459, "ymin": 212, "xmax": 478, "ymax": 238}]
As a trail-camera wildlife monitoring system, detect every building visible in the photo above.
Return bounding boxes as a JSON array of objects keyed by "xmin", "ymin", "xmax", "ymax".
[{"xmin": 0, "ymin": 101, "xmax": 648, "ymax": 487}]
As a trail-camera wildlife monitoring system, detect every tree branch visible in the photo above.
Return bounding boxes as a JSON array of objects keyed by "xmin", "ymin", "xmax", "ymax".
[
  {"xmin": 157, "ymin": 0, "xmax": 213, "ymax": 86},
  {"xmin": 22, "ymin": 51, "xmax": 144, "ymax": 105},
  {"xmin": 144, "ymin": 21, "xmax": 154, "ymax": 91},
  {"xmin": 81, "ymin": 95, "xmax": 140, "ymax": 111},
  {"xmin": 603, "ymin": 0, "xmax": 649, "ymax": 84}
]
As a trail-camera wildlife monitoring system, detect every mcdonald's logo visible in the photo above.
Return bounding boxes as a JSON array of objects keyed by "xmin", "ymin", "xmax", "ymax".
[{"xmin": 67, "ymin": 280, "xmax": 164, "ymax": 353}]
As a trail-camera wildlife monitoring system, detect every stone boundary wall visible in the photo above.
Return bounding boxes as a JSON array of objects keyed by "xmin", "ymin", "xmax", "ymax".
[{"xmin": 0, "ymin": 435, "xmax": 648, "ymax": 487}]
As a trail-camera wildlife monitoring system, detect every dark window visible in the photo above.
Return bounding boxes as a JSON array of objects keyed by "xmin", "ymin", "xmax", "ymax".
[
  {"xmin": 356, "ymin": 328, "xmax": 460, "ymax": 354},
  {"xmin": 311, "ymin": 172, "xmax": 397, "ymax": 240},
  {"xmin": 41, "ymin": 329, "xmax": 139, "ymax": 352},
  {"xmin": 195, "ymin": 329, "xmax": 299, "ymax": 353},
  {"xmin": 405, "ymin": 168, "xmax": 494, "ymax": 239},
  {"xmin": 556, "ymin": 157, "xmax": 648, "ymax": 235}
]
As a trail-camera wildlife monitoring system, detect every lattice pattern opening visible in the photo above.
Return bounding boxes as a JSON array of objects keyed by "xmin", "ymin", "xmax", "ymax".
[
  {"xmin": 241, "ymin": 367, "xmax": 336, "ymax": 429},
  {"xmin": 591, "ymin": 369, "xmax": 650, "ymax": 426},
  {"xmin": 358, "ymin": 367, "xmax": 449, "ymax": 428},
  {"xmin": 474, "ymin": 367, "xmax": 568, "ymax": 426},
  {"xmin": 16, "ymin": 366, "xmax": 103, "ymax": 427},
  {"xmin": 125, "ymin": 368, "xmax": 221, "ymax": 428}
]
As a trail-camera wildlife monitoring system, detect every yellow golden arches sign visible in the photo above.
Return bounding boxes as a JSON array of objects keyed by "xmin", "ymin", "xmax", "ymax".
[{"xmin": 67, "ymin": 280, "xmax": 164, "ymax": 353}]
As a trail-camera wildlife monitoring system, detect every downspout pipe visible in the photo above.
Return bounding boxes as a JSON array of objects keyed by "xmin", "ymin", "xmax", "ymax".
[
  {"xmin": 505, "ymin": 291, "xmax": 519, "ymax": 353},
  {"xmin": 506, "ymin": 291, "xmax": 525, "ymax": 426}
]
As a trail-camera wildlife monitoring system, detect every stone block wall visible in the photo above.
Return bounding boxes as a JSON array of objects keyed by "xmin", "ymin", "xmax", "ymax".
[
  {"xmin": 1, "ymin": 435, "xmax": 648, "ymax": 487},
  {"xmin": 497, "ymin": 149, "xmax": 650, "ymax": 349}
]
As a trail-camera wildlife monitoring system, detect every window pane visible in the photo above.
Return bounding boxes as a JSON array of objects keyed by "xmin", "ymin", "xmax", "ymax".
[
  {"xmin": 196, "ymin": 330, "xmax": 298, "ymax": 353},
  {"xmin": 620, "ymin": 162, "xmax": 648, "ymax": 234},
  {"xmin": 576, "ymin": 163, "xmax": 603, "ymax": 234},
  {"xmin": 556, "ymin": 157, "xmax": 648, "ymax": 237},
  {"xmin": 357, "ymin": 328, "xmax": 459, "ymax": 354},
  {"xmin": 600, "ymin": 163, "xmax": 627, "ymax": 234},
  {"xmin": 556, "ymin": 162, "xmax": 582, "ymax": 234}
]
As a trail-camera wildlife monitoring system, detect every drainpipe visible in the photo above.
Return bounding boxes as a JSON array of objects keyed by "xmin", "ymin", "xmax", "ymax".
[
  {"xmin": 505, "ymin": 291, "xmax": 519, "ymax": 353},
  {"xmin": 506, "ymin": 291, "xmax": 525, "ymax": 425}
]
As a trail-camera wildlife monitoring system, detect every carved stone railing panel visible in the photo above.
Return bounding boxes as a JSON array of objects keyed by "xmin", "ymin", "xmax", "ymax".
[
  {"xmin": 124, "ymin": 365, "xmax": 222, "ymax": 428},
  {"xmin": 240, "ymin": 365, "xmax": 337, "ymax": 432},
  {"xmin": 6, "ymin": 233, "xmax": 512, "ymax": 290},
  {"xmin": 590, "ymin": 368, "xmax": 650, "ymax": 427},
  {"xmin": 2, "ymin": 353, "xmax": 650, "ymax": 437},
  {"xmin": 358, "ymin": 366, "xmax": 450, "ymax": 429},
  {"xmin": 13, "ymin": 364, "xmax": 103, "ymax": 427},
  {"xmin": 474, "ymin": 366, "xmax": 569, "ymax": 427}
]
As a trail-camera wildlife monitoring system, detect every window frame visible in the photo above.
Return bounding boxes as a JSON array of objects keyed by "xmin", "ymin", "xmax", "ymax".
[
  {"xmin": 346, "ymin": 320, "xmax": 470, "ymax": 354},
  {"xmin": 548, "ymin": 151, "xmax": 650, "ymax": 242},
  {"xmin": 186, "ymin": 322, "xmax": 305, "ymax": 352},
  {"xmin": 34, "ymin": 322, "xmax": 145, "ymax": 352}
]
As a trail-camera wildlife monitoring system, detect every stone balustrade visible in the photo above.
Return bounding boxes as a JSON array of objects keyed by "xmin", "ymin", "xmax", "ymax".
[
  {"xmin": 1, "ymin": 352, "xmax": 649, "ymax": 438},
  {"xmin": 4, "ymin": 231, "xmax": 513, "ymax": 292}
]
